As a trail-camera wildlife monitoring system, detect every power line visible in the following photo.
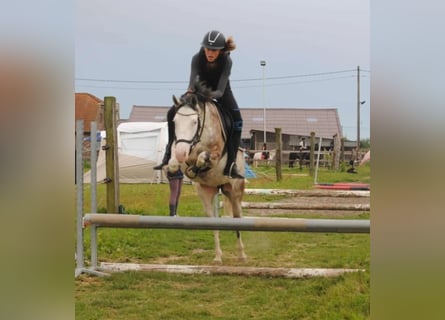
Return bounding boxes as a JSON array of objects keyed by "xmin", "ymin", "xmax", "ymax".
[
  {"xmin": 76, "ymin": 84, "xmax": 185, "ymax": 91},
  {"xmin": 75, "ymin": 68, "xmax": 369, "ymax": 84},
  {"xmin": 236, "ymin": 75, "xmax": 356, "ymax": 89},
  {"xmin": 76, "ymin": 74, "xmax": 360, "ymax": 91},
  {"xmin": 233, "ymin": 69, "xmax": 358, "ymax": 82},
  {"xmin": 75, "ymin": 78, "xmax": 186, "ymax": 84}
]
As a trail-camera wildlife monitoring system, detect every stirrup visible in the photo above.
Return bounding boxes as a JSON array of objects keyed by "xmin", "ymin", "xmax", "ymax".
[{"xmin": 228, "ymin": 163, "xmax": 244, "ymax": 179}]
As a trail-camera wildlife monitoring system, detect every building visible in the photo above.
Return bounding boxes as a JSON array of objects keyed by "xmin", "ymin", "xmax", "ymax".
[
  {"xmin": 75, "ymin": 93, "xmax": 105, "ymax": 134},
  {"xmin": 128, "ymin": 105, "xmax": 344, "ymax": 150},
  {"xmin": 75, "ymin": 93, "xmax": 105, "ymax": 160}
]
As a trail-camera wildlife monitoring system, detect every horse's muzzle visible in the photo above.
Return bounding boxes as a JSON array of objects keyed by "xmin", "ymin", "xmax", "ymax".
[{"xmin": 174, "ymin": 142, "xmax": 190, "ymax": 163}]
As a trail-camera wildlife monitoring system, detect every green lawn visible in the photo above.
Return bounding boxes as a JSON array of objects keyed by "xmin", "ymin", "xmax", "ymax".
[{"xmin": 76, "ymin": 165, "xmax": 370, "ymax": 319}]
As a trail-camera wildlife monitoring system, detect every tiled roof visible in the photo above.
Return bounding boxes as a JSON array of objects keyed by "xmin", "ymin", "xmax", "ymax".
[
  {"xmin": 75, "ymin": 93, "xmax": 104, "ymax": 132},
  {"xmin": 129, "ymin": 105, "xmax": 343, "ymax": 139}
]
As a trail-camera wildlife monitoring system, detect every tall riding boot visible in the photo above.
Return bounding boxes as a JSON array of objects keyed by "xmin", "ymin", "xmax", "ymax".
[
  {"xmin": 154, "ymin": 114, "xmax": 175, "ymax": 170},
  {"xmin": 224, "ymin": 130, "xmax": 244, "ymax": 179},
  {"xmin": 169, "ymin": 204, "xmax": 177, "ymax": 217},
  {"xmin": 153, "ymin": 143, "xmax": 171, "ymax": 170}
]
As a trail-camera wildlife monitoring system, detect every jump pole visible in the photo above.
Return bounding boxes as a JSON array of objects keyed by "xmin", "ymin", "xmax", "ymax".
[
  {"xmin": 75, "ymin": 120, "xmax": 84, "ymax": 277},
  {"xmin": 244, "ymin": 188, "xmax": 370, "ymax": 197},
  {"xmin": 84, "ymin": 214, "xmax": 369, "ymax": 272},
  {"xmin": 99, "ymin": 262, "xmax": 364, "ymax": 279},
  {"xmin": 221, "ymin": 201, "xmax": 370, "ymax": 211},
  {"xmin": 90, "ymin": 121, "xmax": 97, "ymax": 214},
  {"xmin": 84, "ymin": 214, "xmax": 370, "ymax": 233}
]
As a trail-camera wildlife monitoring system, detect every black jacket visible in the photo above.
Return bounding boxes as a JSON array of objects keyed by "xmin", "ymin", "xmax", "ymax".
[{"xmin": 188, "ymin": 48, "xmax": 232, "ymax": 99}]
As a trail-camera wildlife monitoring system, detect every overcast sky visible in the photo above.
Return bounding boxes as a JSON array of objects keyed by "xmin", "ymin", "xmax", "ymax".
[{"xmin": 76, "ymin": 0, "xmax": 370, "ymax": 140}]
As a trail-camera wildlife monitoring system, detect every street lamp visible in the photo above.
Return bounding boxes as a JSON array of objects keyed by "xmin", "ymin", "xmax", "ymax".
[
  {"xmin": 260, "ymin": 60, "xmax": 266, "ymax": 144},
  {"xmin": 356, "ymin": 66, "xmax": 360, "ymax": 157}
]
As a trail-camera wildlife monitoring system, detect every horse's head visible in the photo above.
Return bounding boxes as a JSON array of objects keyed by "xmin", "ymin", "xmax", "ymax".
[{"xmin": 171, "ymin": 93, "xmax": 203, "ymax": 163}]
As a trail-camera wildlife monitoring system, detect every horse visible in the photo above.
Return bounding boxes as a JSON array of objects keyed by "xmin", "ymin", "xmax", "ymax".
[
  {"xmin": 289, "ymin": 149, "xmax": 310, "ymax": 169},
  {"xmin": 167, "ymin": 88, "xmax": 247, "ymax": 264},
  {"xmin": 252, "ymin": 150, "xmax": 276, "ymax": 168}
]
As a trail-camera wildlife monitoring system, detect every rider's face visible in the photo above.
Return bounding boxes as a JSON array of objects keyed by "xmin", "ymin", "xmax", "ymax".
[{"xmin": 204, "ymin": 48, "xmax": 221, "ymax": 62}]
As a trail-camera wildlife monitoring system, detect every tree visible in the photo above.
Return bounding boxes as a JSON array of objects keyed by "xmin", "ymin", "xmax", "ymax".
[{"xmin": 360, "ymin": 138, "xmax": 370, "ymax": 149}]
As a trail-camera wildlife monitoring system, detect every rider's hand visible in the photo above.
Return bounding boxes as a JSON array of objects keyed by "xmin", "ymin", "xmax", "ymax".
[{"xmin": 180, "ymin": 89, "xmax": 194, "ymax": 99}]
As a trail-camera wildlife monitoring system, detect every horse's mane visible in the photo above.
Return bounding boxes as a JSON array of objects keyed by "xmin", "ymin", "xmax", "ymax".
[{"xmin": 180, "ymin": 78, "xmax": 213, "ymax": 110}]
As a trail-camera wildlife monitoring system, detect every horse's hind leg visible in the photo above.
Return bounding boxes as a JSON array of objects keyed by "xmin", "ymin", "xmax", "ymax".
[
  {"xmin": 195, "ymin": 184, "xmax": 222, "ymax": 263},
  {"xmin": 236, "ymin": 230, "xmax": 247, "ymax": 262},
  {"xmin": 222, "ymin": 184, "xmax": 247, "ymax": 263},
  {"xmin": 212, "ymin": 230, "xmax": 223, "ymax": 264}
]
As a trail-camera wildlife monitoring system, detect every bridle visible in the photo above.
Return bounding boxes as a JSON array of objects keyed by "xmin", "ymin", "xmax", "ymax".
[{"xmin": 174, "ymin": 101, "xmax": 207, "ymax": 153}]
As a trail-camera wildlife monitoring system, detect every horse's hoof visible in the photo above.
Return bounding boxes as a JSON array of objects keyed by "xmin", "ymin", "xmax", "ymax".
[
  {"xmin": 186, "ymin": 167, "xmax": 197, "ymax": 178},
  {"xmin": 213, "ymin": 257, "xmax": 222, "ymax": 264},
  {"xmin": 196, "ymin": 152, "xmax": 209, "ymax": 167},
  {"xmin": 238, "ymin": 256, "xmax": 248, "ymax": 263}
]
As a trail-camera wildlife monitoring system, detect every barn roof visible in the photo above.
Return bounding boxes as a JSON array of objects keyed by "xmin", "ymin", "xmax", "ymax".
[{"xmin": 128, "ymin": 105, "xmax": 343, "ymax": 140}]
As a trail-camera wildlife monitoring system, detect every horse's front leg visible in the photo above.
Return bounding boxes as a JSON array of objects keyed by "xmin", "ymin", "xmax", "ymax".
[
  {"xmin": 195, "ymin": 184, "xmax": 222, "ymax": 264},
  {"xmin": 185, "ymin": 151, "xmax": 210, "ymax": 178},
  {"xmin": 168, "ymin": 144, "xmax": 180, "ymax": 173},
  {"xmin": 196, "ymin": 151, "xmax": 210, "ymax": 168}
]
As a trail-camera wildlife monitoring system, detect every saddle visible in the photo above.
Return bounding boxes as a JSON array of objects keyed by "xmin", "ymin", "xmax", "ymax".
[{"xmin": 211, "ymin": 100, "xmax": 233, "ymax": 154}]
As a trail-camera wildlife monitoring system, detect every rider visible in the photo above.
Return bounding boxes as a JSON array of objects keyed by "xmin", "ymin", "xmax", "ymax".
[{"xmin": 154, "ymin": 30, "xmax": 244, "ymax": 179}]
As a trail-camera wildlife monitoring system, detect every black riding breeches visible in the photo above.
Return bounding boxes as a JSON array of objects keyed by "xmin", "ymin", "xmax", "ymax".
[{"xmin": 218, "ymin": 88, "xmax": 243, "ymax": 132}]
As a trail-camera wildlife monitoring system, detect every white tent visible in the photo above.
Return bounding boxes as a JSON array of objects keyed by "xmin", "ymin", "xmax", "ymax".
[{"xmin": 84, "ymin": 122, "xmax": 169, "ymax": 183}]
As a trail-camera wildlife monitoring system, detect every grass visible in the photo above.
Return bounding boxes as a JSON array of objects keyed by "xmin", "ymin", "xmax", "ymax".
[
  {"xmin": 76, "ymin": 164, "xmax": 370, "ymax": 319},
  {"xmin": 76, "ymin": 271, "xmax": 369, "ymax": 320}
]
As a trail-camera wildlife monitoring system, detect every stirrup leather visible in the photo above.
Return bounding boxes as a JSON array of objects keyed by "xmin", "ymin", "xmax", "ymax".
[{"xmin": 228, "ymin": 162, "xmax": 244, "ymax": 179}]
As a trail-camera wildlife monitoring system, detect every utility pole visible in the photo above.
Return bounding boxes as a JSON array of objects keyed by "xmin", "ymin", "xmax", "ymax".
[
  {"xmin": 260, "ymin": 60, "xmax": 266, "ymax": 145},
  {"xmin": 356, "ymin": 65, "xmax": 360, "ymax": 158}
]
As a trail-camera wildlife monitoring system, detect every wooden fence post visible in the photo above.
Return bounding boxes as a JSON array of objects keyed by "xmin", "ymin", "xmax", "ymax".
[
  {"xmin": 332, "ymin": 133, "xmax": 341, "ymax": 170},
  {"xmin": 309, "ymin": 132, "xmax": 315, "ymax": 176},
  {"xmin": 275, "ymin": 128, "xmax": 282, "ymax": 181},
  {"xmin": 103, "ymin": 96, "xmax": 120, "ymax": 213}
]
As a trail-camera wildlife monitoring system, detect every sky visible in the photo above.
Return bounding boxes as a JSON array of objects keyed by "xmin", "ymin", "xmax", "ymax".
[{"xmin": 76, "ymin": 0, "xmax": 370, "ymax": 140}]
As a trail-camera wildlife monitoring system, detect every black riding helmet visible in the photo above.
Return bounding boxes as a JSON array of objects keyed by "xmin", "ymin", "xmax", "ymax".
[{"xmin": 201, "ymin": 30, "xmax": 226, "ymax": 50}]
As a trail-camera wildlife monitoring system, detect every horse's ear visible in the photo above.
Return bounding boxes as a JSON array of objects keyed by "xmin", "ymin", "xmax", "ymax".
[
  {"xmin": 192, "ymin": 95, "xmax": 199, "ymax": 108},
  {"xmin": 172, "ymin": 95, "xmax": 180, "ymax": 106}
]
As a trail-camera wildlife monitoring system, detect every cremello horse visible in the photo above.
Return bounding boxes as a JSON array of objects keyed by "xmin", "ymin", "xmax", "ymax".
[{"xmin": 167, "ymin": 87, "xmax": 247, "ymax": 264}]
